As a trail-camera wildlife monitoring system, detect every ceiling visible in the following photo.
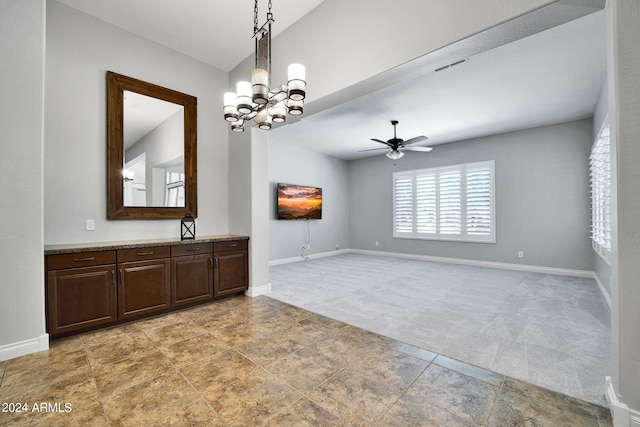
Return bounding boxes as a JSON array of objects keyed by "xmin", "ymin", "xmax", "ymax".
[
  {"xmin": 273, "ymin": 10, "xmax": 607, "ymax": 160},
  {"xmin": 55, "ymin": 0, "xmax": 325, "ymax": 72},
  {"xmin": 56, "ymin": 1, "xmax": 606, "ymax": 161}
]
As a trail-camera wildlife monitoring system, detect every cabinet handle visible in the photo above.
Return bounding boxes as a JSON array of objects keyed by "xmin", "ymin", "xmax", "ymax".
[
  {"xmin": 209, "ymin": 258, "xmax": 213, "ymax": 270},
  {"xmin": 73, "ymin": 257, "xmax": 95, "ymax": 262},
  {"xmin": 214, "ymin": 258, "xmax": 218, "ymax": 270},
  {"xmin": 111, "ymin": 270, "xmax": 115, "ymax": 285},
  {"xmin": 136, "ymin": 251, "xmax": 154, "ymax": 256},
  {"xmin": 120, "ymin": 269, "xmax": 124, "ymax": 283},
  {"xmin": 226, "ymin": 243, "xmax": 238, "ymax": 247},
  {"xmin": 187, "ymin": 247, "xmax": 200, "ymax": 252}
]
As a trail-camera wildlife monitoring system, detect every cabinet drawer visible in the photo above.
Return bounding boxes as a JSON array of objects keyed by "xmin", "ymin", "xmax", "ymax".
[
  {"xmin": 47, "ymin": 251, "xmax": 116, "ymax": 270},
  {"xmin": 171, "ymin": 243, "xmax": 213, "ymax": 257},
  {"xmin": 214, "ymin": 240, "xmax": 248, "ymax": 252},
  {"xmin": 117, "ymin": 246, "xmax": 170, "ymax": 262}
]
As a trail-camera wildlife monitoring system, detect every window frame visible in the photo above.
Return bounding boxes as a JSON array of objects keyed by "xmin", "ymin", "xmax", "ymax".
[{"xmin": 393, "ymin": 160, "xmax": 496, "ymax": 243}]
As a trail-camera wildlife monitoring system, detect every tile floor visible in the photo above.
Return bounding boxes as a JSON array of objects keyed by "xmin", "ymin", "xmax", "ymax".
[{"xmin": 0, "ymin": 296, "xmax": 612, "ymax": 426}]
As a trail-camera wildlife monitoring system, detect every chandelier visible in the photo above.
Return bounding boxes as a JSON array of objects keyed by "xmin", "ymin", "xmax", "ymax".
[{"xmin": 223, "ymin": 0, "xmax": 306, "ymax": 132}]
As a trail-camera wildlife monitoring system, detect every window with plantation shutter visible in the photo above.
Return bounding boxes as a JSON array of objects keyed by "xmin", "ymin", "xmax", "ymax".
[
  {"xmin": 590, "ymin": 120, "xmax": 611, "ymax": 262},
  {"xmin": 393, "ymin": 161, "xmax": 495, "ymax": 243}
]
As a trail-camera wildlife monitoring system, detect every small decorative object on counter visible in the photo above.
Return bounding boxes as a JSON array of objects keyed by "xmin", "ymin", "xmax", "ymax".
[{"xmin": 181, "ymin": 215, "xmax": 195, "ymax": 240}]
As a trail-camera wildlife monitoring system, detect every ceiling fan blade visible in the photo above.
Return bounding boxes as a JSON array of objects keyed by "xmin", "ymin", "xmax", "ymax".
[
  {"xmin": 371, "ymin": 138, "xmax": 392, "ymax": 146},
  {"xmin": 359, "ymin": 147, "xmax": 391, "ymax": 152},
  {"xmin": 404, "ymin": 146, "xmax": 433, "ymax": 152},
  {"xmin": 403, "ymin": 136, "xmax": 429, "ymax": 146}
]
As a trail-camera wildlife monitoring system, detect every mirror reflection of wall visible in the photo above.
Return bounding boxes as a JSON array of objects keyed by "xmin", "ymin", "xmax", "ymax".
[{"xmin": 123, "ymin": 90, "xmax": 185, "ymax": 207}]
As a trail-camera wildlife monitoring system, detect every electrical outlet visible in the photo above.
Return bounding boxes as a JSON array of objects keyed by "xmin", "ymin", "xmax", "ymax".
[
  {"xmin": 518, "ymin": 251, "xmax": 524, "ymax": 258},
  {"xmin": 336, "ymin": 244, "xmax": 339, "ymax": 250},
  {"xmin": 375, "ymin": 241, "xmax": 379, "ymax": 247},
  {"xmin": 85, "ymin": 219, "xmax": 95, "ymax": 231}
]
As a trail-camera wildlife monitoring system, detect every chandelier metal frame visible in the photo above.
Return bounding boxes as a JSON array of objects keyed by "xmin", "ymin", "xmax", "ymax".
[{"xmin": 223, "ymin": 0, "xmax": 306, "ymax": 132}]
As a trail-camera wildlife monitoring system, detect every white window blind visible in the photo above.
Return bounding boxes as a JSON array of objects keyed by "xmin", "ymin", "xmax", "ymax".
[
  {"xmin": 393, "ymin": 160, "xmax": 495, "ymax": 243},
  {"xmin": 590, "ymin": 120, "xmax": 611, "ymax": 261},
  {"xmin": 393, "ymin": 172, "xmax": 413, "ymax": 235}
]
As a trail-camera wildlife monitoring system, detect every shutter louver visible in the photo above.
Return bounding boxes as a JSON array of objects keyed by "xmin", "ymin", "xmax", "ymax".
[
  {"xmin": 439, "ymin": 169, "xmax": 462, "ymax": 235},
  {"xmin": 590, "ymin": 123, "xmax": 611, "ymax": 256},
  {"xmin": 416, "ymin": 172, "xmax": 437, "ymax": 235},
  {"xmin": 393, "ymin": 174, "xmax": 414, "ymax": 236},
  {"xmin": 466, "ymin": 166, "xmax": 493, "ymax": 239}
]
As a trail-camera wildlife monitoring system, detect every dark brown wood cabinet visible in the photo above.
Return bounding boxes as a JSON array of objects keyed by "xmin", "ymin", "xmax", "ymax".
[
  {"xmin": 46, "ymin": 251, "xmax": 117, "ymax": 336},
  {"xmin": 45, "ymin": 236, "xmax": 248, "ymax": 338},
  {"xmin": 171, "ymin": 243, "xmax": 213, "ymax": 307},
  {"xmin": 117, "ymin": 246, "xmax": 171, "ymax": 320},
  {"xmin": 214, "ymin": 240, "xmax": 249, "ymax": 297}
]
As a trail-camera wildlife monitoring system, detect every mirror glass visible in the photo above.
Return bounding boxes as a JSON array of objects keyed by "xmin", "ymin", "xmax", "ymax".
[
  {"xmin": 107, "ymin": 72, "xmax": 197, "ymax": 219},
  {"xmin": 123, "ymin": 91, "xmax": 185, "ymax": 207}
]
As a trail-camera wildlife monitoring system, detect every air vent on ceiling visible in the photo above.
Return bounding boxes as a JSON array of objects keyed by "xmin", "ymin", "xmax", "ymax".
[{"xmin": 435, "ymin": 58, "xmax": 468, "ymax": 72}]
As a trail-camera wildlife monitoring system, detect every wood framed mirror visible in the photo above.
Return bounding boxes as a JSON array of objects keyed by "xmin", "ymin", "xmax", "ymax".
[{"xmin": 107, "ymin": 71, "xmax": 197, "ymax": 219}]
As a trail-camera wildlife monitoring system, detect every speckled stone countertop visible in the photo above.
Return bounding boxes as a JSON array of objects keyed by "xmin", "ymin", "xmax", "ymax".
[{"xmin": 44, "ymin": 234, "xmax": 249, "ymax": 255}]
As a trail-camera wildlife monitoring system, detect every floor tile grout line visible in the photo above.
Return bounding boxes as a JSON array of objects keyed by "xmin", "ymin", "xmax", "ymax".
[
  {"xmin": 374, "ymin": 361, "xmax": 433, "ymax": 425},
  {"xmin": 482, "ymin": 374, "xmax": 507, "ymax": 426}
]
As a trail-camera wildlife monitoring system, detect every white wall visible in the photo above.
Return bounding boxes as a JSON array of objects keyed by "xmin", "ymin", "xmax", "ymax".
[
  {"xmin": 44, "ymin": 1, "xmax": 229, "ymax": 244},
  {"xmin": 349, "ymin": 120, "xmax": 594, "ymax": 271},
  {"xmin": 267, "ymin": 139, "xmax": 350, "ymax": 261},
  {"xmin": 0, "ymin": 0, "xmax": 48, "ymax": 358}
]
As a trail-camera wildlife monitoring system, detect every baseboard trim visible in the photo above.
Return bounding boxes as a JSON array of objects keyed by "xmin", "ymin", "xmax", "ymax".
[
  {"xmin": 245, "ymin": 282, "xmax": 272, "ymax": 297},
  {"xmin": 269, "ymin": 249, "xmax": 350, "ymax": 266},
  {"xmin": 606, "ymin": 376, "xmax": 640, "ymax": 427},
  {"xmin": 350, "ymin": 249, "xmax": 594, "ymax": 278},
  {"xmin": 0, "ymin": 333, "xmax": 49, "ymax": 362},
  {"xmin": 592, "ymin": 272, "xmax": 612, "ymax": 310}
]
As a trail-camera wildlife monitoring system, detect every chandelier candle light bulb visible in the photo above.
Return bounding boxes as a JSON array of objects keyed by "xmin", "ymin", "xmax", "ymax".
[
  {"xmin": 287, "ymin": 64, "xmax": 306, "ymax": 101},
  {"xmin": 251, "ymin": 68, "xmax": 270, "ymax": 104},
  {"xmin": 236, "ymin": 81, "xmax": 253, "ymax": 114},
  {"xmin": 223, "ymin": 92, "xmax": 239, "ymax": 122}
]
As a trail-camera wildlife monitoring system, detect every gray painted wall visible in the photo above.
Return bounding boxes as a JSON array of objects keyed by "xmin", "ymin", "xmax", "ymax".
[
  {"xmin": 44, "ymin": 2, "xmax": 229, "ymax": 244},
  {"xmin": 268, "ymin": 139, "xmax": 349, "ymax": 261},
  {"xmin": 349, "ymin": 119, "xmax": 594, "ymax": 271},
  {"xmin": 0, "ymin": 0, "xmax": 47, "ymax": 353},
  {"xmin": 608, "ymin": 0, "xmax": 640, "ymax": 412}
]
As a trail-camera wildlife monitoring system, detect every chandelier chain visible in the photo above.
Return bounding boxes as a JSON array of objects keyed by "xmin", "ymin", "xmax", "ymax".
[{"xmin": 254, "ymin": 0, "xmax": 259, "ymax": 34}]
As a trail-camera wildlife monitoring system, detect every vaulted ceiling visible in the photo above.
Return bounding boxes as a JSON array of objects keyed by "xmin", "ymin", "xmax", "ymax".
[{"xmin": 56, "ymin": 1, "xmax": 606, "ymax": 160}]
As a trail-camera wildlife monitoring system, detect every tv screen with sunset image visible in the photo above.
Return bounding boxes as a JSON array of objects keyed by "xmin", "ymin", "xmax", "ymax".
[{"xmin": 277, "ymin": 183, "xmax": 322, "ymax": 220}]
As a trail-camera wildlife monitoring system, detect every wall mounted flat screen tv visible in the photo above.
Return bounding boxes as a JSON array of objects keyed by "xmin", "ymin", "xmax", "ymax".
[{"xmin": 277, "ymin": 183, "xmax": 322, "ymax": 220}]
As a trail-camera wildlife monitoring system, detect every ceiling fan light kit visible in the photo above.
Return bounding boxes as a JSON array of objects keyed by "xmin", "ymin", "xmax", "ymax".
[
  {"xmin": 223, "ymin": 0, "xmax": 306, "ymax": 132},
  {"xmin": 386, "ymin": 150, "xmax": 405, "ymax": 160},
  {"xmin": 366, "ymin": 120, "xmax": 432, "ymax": 159}
]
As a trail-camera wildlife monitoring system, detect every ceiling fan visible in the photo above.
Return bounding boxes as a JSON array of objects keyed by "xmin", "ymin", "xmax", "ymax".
[{"xmin": 361, "ymin": 120, "xmax": 432, "ymax": 159}]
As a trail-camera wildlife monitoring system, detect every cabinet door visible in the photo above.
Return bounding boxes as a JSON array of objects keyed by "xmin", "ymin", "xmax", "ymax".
[
  {"xmin": 171, "ymin": 254, "xmax": 213, "ymax": 306},
  {"xmin": 214, "ymin": 250, "xmax": 248, "ymax": 297},
  {"xmin": 47, "ymin": 265, "xmax": 117, "ymax": 336},
  {"xmin": 118, "ymin": 259, "xmax": 170, "ymax": 319}
]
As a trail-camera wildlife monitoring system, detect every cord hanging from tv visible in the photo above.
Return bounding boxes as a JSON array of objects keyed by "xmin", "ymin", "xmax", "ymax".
[{"xmin": 277, "ymin": 183, "xmax": 322, "ymax": 220}]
